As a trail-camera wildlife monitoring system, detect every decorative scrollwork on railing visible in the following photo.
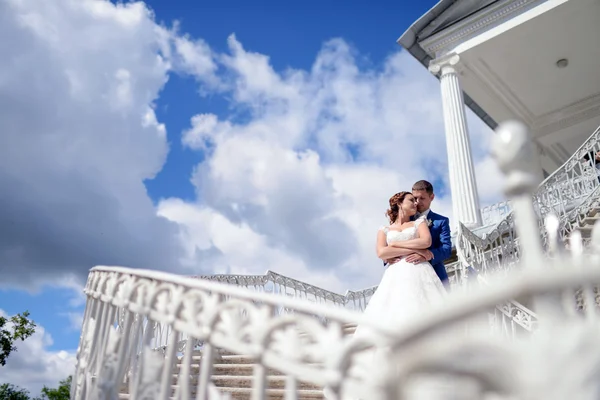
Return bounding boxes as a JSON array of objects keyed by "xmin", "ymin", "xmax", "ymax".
[
  {"xmin": 455, "ymin": 214, "xmax": 520, "ymax": 278},
  {"xmin": 73, "ymin": 120, "xmax": 600, "ymax": 400},
  {"xmin": 452, "ymin": 122, "xmax": 600, "ymax": 338},
  {"xmin": 556, "ymin": 188, "xmax": 600, "ymax": 245},
  {"xmin": 72, "ymin": 222, "xmax": 600, "ymax": 399},
  {"xmin": 191, "ymin": 270, "xmax": 378, "ymax": 313},
  {"xmin": 71, "ymin": 265, "xmax": 405, "ymax": 400},
  {"xmin": 457, "ymin": 123, "xmax": 600, "ymax": 279},
  {"xmin": 480, "ymin": 200, "xmax": 513, "ymax": 226}
]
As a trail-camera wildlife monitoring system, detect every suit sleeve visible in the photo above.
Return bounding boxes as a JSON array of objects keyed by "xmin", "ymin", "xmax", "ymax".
[{"xmin": 430, "ymin": 218, "xmax": 452, "ymax": 263}]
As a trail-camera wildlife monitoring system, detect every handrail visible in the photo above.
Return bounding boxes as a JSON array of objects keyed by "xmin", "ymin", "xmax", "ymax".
[
  {"xmin": 452, "ymin": 124, "xmax": 599, "ymax": 328},
  {"xmin": 541, "ymin": 125, "xmax": 600, "ymax": 183},
  {"xmin": 71, "ymin": 266, "xmax": 396, "ymax": 400},
  {"xmin": 457, "ymin": 123, "xmax": 600, "ymax": 276},
  {"xmin": 480, "ymin": 200, "xmax": 513, "ymax": 226},
  {"xmin": 478, "ymin": 123, "xmax": 600, "ymax": 228},
  {"xmin": 192, "ymin": 270, "xmax": 378, "ymax": 311}
]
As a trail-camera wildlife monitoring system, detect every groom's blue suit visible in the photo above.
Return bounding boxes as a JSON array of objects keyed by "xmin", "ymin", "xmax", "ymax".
[{"xmin": 417, "ymin": 211, "xmax": 452, "ymax": 284}]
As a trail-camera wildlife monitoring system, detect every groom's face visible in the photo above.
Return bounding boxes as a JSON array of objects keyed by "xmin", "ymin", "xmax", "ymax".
[{"xmin": 412, "ymin": 190, "xmax": 434, "ymax": 213}]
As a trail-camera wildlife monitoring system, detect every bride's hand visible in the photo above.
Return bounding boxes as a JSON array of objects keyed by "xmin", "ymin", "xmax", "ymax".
[{"xmin": 405, "ymin": 250, "xmax": 433, "ymax": 264}]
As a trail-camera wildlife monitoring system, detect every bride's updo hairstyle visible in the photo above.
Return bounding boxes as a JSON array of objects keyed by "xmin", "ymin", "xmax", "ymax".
[{"xmin": 386, "ymin": 191, "xmax": 411, "ymax": 224}]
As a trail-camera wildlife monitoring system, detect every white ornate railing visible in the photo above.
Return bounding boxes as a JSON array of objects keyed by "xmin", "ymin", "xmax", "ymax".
[
  {"xmin": 72, "ymin": 121, "xmax": 600, "ymax": 400},
  {"xmin": 193, "ymin": 270, "xmax": 377, "ymax": 312},
  {"xmin": 457, "ymin": 123, "xmax": 600, "ymax": 279},
  {"xmin": 454, "ymin": 123, "xmax": 600, "ymax": 336},
  {"xmin": 452, "ymin": 233, "xmax": 536, "ymax": 337},
  {"xmin": 147, "ymin": 271, "xmax": 379, "ymax": 352},
  {"xmin": 480, "ymin": 201, "xmax": 512, "ymax": 227},
  {"xmin": 455, "ymin": 215, "xmax": 520, "ymax": 279},
  {"xmin": 72, "ymin": 265, "xmax": 398, "ymax": 399}
]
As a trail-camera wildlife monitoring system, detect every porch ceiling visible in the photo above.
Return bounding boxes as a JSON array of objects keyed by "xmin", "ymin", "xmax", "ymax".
[{"xmin": 458, "ymin": 0, "xmax": 600, "ymax": 141}]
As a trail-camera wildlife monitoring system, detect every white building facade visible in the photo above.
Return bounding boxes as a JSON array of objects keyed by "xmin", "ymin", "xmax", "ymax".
[{"xmin": 398, "ymin": 0, "xmax": 600, "ymax": 230}]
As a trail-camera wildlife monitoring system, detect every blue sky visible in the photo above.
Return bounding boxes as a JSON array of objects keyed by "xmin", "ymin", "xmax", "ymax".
[
  {"xmin": 0, "ymin": 0, "xmax": 501, "ymax": 392},
  {"xmin": 144, "ymin": 0, "xmax": 440, "ymax": 202}
]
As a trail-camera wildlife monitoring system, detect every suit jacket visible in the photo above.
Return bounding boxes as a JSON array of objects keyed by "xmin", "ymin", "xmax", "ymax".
[
  {"xmin": 422, "ymin": 211, "xmax": 452, "ymax": 284},
  {"xmin": 383, "ymin": 211, "xmax": 452, "ymax": 284}
]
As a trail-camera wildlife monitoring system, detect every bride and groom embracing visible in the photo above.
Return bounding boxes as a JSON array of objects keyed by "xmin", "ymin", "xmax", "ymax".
[{"xmin": 361, "ymin": 180, "xmax": 452, "ymax": 331}]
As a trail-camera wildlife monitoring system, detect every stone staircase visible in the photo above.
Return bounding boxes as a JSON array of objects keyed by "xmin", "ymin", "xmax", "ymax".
[
  {"xmin": 119, "ymin": 324, "xmax": 357, "ymax": 399},
  {"xmin": 578, "ymin": 206, "xmax": 600, "ymax": 242}
]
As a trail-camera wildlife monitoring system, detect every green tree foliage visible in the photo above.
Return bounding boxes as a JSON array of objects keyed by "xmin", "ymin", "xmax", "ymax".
[
  {"xmin": 0, "ymin": 383, "xmax": 33, "ymax": 400},
  {"xmin": 38, "ymin": 376, "xmax": 71, "ymax": 400},
  {"xmin": 0, "ymin": 311, "xmax": 36, "ymax": 367},
  {"xmin": 0, "ymin": 376, "xmax": 72, "ymax": 400}
]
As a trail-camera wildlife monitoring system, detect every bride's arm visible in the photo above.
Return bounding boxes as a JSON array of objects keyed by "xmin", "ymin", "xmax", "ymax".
[
  {"xmin": 376, "ymin": 230, "xmax": 429, "ymax": 259},
  {"xmin": 388, "ymin": 223, "xmax": 432, "ymax": 250}
]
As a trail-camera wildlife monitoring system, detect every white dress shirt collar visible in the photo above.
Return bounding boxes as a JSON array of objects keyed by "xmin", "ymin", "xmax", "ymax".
[{"xmin": 416, "ymin": 209, "xmax": 431, "ymax": 219}]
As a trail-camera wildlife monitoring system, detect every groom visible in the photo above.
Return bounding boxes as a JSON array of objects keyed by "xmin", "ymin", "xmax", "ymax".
[{"xmin": 385, "ymin": 180, "xmax": 452, "ymax": 285}]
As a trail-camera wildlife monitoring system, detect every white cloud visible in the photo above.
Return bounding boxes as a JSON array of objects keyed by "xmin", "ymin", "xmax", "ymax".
[
  {"xmin": 0, "ymin": 0, "xmax": 503, "ymax": 293},
  {"xmin": 62, "ymin": 311, "xmax": 84, "ymax": 331},
  {"xmin": 171, "ymin": 31, "xmax": 221, "ymax": 90},
  {"xmin": 0, "ymin": 310, "xmax": 76, "ymax": 395},
  {"xmin": 0, "ymin": 0, "xmax": 508, "ymax": 391},
  {"xmin": 158, "ymin": 35, "xmax": 505, "ymax": 292},
  {"xmin": 157, "ymin": 199, "xmax": 348, "ymax": 292},
  {"xmin": 0, "ymin": 0, "xmax": 206, "ymax": 287},
  {"xmin": 1, "ymin": 0, "xmax": 505, "ymax": 298},
  {"xmin": 475, "ymin": 155, "xmax": 506, "ymax": 206},
  {"xmin": 182, "ymin": 113, "xmax": 232, "ymax": 150}
]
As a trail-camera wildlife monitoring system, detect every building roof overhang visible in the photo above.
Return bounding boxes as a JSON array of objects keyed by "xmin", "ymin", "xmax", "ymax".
[
  {"xmin": 398, "ymin": 0, "xmax": 600, "ymax": 177},
  {"xmin": 397, "ymin": 0, "xmax": 499, "ymax": 131}
]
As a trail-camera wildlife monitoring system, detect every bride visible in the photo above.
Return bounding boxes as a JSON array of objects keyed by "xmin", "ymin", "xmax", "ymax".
[
  {"xmin": 323, "ymin": 192, "xmax": 448, "ymax": 399},
  {"xmin": 357, "ymin": 191, "xmax": 447, "ymax": 334}
]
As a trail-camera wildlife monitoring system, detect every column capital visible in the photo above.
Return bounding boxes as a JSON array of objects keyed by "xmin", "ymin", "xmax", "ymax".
[{"xmin": 428, "ymin": 53, "xmax": 461, "ymax": 75}]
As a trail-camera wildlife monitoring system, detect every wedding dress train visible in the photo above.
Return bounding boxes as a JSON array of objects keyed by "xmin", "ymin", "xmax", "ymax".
[{"xmin": 342, "ymin": 216, "xmax": 448, "ymax": 398}]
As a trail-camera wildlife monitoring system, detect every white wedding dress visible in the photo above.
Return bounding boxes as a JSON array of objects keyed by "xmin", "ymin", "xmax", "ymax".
[
  {"xmin": 356, "ymin": 215, "xmax": 447, "ymax": 335},
  {"xmin": 325, "ymin": 217, "xmax": 449, "ymax": 399}
]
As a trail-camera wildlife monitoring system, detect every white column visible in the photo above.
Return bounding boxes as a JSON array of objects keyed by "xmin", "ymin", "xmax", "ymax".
[{"xmin": 429, "ymin": 54, "xmax": 482, "ymax": 229}]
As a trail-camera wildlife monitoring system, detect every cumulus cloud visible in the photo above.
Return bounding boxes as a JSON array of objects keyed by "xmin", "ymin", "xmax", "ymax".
[
  {"xmin": 0, "ymin": 0, "xmax": 508, "ymax": 394},
  {"xmin": 0, "ymin": 0, "xmax": 503, "ymax": 292},
  {"xmin": 0, "ymin": 0, "xmax": 202, "ymax": 287},
  {"xmin": 158, "ymin": 35, "xmax": 504, "ymax": 290},
  {"xmin": 0, "ymin": 310, "xmax": 76, "ymax": 395}
]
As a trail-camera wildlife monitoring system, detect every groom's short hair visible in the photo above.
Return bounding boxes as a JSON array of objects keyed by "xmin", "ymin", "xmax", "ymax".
[{"xmin": 412, "ymin": 180, "xmax": 434, "ymax": 194}]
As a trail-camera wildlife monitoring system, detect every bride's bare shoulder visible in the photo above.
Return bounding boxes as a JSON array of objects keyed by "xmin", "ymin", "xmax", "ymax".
[{"xmin": 414, "ymin": 215, "xmax": 428, "ymax": 226}]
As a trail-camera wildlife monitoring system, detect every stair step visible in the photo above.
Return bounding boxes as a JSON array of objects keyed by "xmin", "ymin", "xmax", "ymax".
[
  {"xmin": 118, "ymin": 387, "xmax": 324, "ymax": 400},
  {"xmin": 175, "ymin": 363, "xmax": 284, "ymax": 376},
  {"xmin": 216, "ymin": 355, "xmax": 256, "ymax": 364},
  {"xmin": 588, "ymin": 208, "xmax": 600, "ymax": 217},
  {"xmin": 211, "ymin": 375, "xmax": 320, "ymax": 390},
  {"xmin": 182, "ymin": 354, "xmax": 256, "ymax": 365},
  {"xmin": 579, "ymin": 225, "xmax": 594, "ymax": 238},
  {"xmin": 119, "ymin": 320, "xmax": 350, "ymax": 398},
  {"xmin": 218, "ymin": 387, "xmax": 324, "ymax": 400},
  {"xmin": 582, "ymin": 216, "xmax": 600, "ymax": 226},
  {"xmin": 164, "ymin": 374, "xmax": 320, "ymax": 390}
]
